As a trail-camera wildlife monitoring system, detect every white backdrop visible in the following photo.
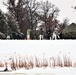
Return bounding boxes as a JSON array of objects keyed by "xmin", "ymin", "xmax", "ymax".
[{"xmin": 0, "ymin": 40, "xmax": 76, "ymax": 61}]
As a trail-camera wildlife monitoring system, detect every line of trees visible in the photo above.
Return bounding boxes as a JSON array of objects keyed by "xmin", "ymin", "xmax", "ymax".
[{"xmin": 0, "ymin": 0, "xmax": 70, "ymax": 39}]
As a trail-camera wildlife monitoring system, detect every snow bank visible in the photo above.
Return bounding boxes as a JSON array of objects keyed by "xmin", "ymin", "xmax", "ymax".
[
  {"xmin": 12, "ymin": 67, "xmax": 76, "ymax": 74},
  {"xmin": 0, "ymin": 40, "xmax": 76, "ymax": 75},
  {"xmin": 0, "ymin": 67, "xmax": 76, "ymax": 75}
]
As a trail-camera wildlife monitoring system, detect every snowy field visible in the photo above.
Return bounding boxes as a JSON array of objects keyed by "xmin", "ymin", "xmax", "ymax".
[
  {"xmin": 0, "ymin": 40, "xmax": 76, "ymax": 75},
  {"xmin": 0, "ymin": 67, "xmax": 76, "ymax": 74}
]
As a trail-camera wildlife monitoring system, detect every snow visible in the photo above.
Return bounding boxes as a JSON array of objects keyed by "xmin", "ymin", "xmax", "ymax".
[
  {"xmin": 0, "ymin": 67, "xmax": 76, "ymax": 75},
  {"xmin": 12, "ymin": 67, "xmax": 76, "ymax": 74},
  {"xmin": 0, "ymin": 40, "xmax": 76, "ymax": 74},
  {"xmin": 0, "ymin": 40, "xmax": 76, "ymax": 59}
]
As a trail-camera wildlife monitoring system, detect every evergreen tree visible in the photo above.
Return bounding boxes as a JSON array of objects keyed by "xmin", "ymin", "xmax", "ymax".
[
  {"xmin": 6, "ymin": 14, "xmax": 24, "ymax": 39},
  {"xmin": 6, "ymin": 14, "xmax": 20, "ymax": 34},
  {"xmin": 0, "ymin": 10, "xmax": 8, "ymax": 35}
]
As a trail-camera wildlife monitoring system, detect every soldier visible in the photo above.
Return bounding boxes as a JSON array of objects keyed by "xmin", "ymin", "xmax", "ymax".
[
  {"xmin": 52, "ymin": 28, "xmax": 60, "ymax": 40},
  {"xmin": 39, "ymin": 28, "xmax": 44, "ymax": 40}
]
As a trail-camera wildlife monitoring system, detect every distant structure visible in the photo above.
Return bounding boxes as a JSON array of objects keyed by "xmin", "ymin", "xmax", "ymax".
[{"xmin": 61, "ymin": 23, "xmax": 76, "ymax": 39}]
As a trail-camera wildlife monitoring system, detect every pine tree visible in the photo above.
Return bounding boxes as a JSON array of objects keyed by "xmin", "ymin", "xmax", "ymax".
[
  {"xmin": 0, "ymin": 10, "xmax": 8, "ymax": 35},
  {"xmin": 6, "ymin": 14, "xmax": 23, "ymax": 39},
  {"xmin": 6, "ymin": 14, "xmax": 20, "ymax": 34}
]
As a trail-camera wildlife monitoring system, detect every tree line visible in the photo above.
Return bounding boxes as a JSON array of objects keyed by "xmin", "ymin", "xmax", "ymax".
[{"xmin": 0, "ymin": 0, "xmax": 73, "ymax": 39}]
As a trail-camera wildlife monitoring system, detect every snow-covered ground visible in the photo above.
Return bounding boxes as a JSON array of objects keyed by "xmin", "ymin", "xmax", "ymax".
[
  {"xmin": 13, "ymin": 67, "xmax": 76, "ymax": 74},
  {"xmin": 0, "ymin": 40, "xmax": 76, "ymax": 75},
  {"xmin": 0, "ymin": 67, "xmax": 76, "ymax": 75},
  {"xmin": 0, "ymin": 40, "xmax": 76, "ymax": 61}
]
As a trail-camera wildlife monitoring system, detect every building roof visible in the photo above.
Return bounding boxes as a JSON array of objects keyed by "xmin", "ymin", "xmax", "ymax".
[{"xmin": 62, "ymin": 23, "xmax": 76, "ymax": 34}]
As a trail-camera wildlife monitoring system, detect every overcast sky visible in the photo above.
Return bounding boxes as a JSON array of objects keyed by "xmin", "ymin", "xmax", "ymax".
[{"xmin": 0, "ymin": 0, "xmax": 76, "ymax": 23}]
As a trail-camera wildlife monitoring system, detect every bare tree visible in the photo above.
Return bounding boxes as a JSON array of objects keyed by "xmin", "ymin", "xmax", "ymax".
[
  {"xmin": 60, "ymin": 18, "xmax": 69, "ymax": 31},
  {"xmin": 24, "ymin": 0, "xmax": 40, "ymax": 30},
  {"xmin": 4, "ymin": 0, "xmax": 40, "ymax": 37},
  {"xmin": 4, "ymin": 0, "xmax": 28, "ymax": 36},
  {"xmin": 38, "ymin": 0, "xmax": 59, "ymax": 32},
  {"xmin": 36, "ymin": 0, "xmax": 59, "ymax": 39}
]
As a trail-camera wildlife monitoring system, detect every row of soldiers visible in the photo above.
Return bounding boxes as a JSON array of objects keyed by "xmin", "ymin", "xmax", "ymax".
[{"xmin": 6, "ymin": 27, "xmax": 60, "ymax": 40}]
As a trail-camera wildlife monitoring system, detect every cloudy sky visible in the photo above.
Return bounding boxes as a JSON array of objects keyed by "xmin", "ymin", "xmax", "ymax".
[{"xmin": 0, "ymin": 0, "xmax": 76, "ymax": 23}]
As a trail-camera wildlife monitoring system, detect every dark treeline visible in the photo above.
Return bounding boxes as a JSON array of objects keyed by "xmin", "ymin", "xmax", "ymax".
[{"xmin": 0, "ymin": 0, "xmax": 76, "ymax": 39}]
